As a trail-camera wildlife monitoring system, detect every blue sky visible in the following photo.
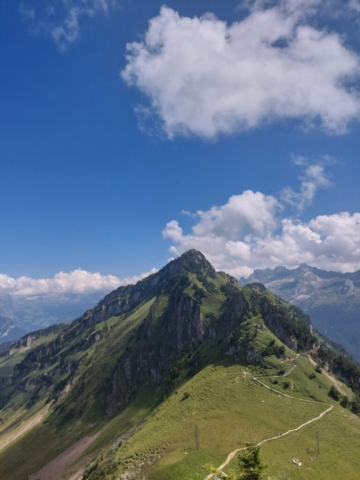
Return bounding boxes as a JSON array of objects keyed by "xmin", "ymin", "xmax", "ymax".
[{"xmin": 1, "ymin": 0, "xmax": 360, "ymax": 296}]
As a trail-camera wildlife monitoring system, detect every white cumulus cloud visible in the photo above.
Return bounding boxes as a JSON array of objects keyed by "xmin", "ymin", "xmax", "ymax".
[
  {"xmin": 122, "ymin": 5, "xmax": 360, "ymax": 138},
  {"xmin": 0, "ymin": 267, "xmax": 157, "ymax": 297},
  {"xmin": 162, "ymin": 161, "xmax": 360, "ymax": 277}
]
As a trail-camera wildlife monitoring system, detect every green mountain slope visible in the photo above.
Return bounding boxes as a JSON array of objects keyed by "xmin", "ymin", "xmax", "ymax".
[
  {"xmin": 0, "ymin": 251, "xmax": 359, "ymax": 480},
  {"xmin": 241, "ymin": 264, "xmax": 360, "ymax": 361}
]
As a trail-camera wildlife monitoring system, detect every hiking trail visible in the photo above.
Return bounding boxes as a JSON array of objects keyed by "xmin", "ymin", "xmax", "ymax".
[{"xmin": 204, "ymin": 352, "xmax": 333, "ymax": 480}]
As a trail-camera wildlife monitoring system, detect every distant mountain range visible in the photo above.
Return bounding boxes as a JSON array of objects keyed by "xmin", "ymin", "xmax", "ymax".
[
  {"xmin": 0, "ymin": 291, "xmax": 106, "ymax": 344},
  {"xmin": 241, "ymin": 265, "xmax": 360, "ymax": 361}
]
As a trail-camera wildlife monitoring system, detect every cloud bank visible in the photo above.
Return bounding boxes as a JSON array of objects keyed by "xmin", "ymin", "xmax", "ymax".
[
  {"xmin": 0, "ymin": 267, "xmax": 157, "ymax": 297},
  {"xmin": 163, "ymin": 161, "xmax": 360, "ymax": 277},
  {"xmin": 122, "ymin": 4, "xmax": 360, "ymax": 138}
]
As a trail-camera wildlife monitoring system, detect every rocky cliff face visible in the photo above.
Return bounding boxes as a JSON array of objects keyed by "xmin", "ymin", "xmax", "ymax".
[
  {"xmin": 259, "ymin": 297, "xmax": 315, "ymax": 352},
  {"xmin": 106, "ymin": 291, "xmax": 206, "ymax": 414},
  {"xmin": 105, "ymin": 275, "xmax": 315, "ymax": 415},
  {"xmin": 221, "ymin": 292, "xmax": 249, "ymax": 334},
  {"xmin": 13, "ymin": 323, "xmax": 64, "ymax": 350}
]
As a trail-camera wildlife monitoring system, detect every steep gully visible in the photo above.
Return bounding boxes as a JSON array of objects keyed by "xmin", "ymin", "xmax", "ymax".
[{"xmin": 204, "ymin": 353, "xmax": 334, "ymax": 480}]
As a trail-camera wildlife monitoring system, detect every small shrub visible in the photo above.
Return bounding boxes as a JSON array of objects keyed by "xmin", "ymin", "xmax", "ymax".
[
  {"xmin": 351, "ymin": 397, "xmax": 360, "ymax": 415},
  {"xmin": 277, "ymin": 345, "xmax": 286, "ymax": 358},
  {"xmin": 328, "ymin": 386, "xmax": 341, "ymax": 401}
]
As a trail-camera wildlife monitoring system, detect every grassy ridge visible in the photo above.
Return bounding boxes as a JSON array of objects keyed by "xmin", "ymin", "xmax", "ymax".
[
  {"xmin": 2, "ymin": 353, "xmax": 359, "ymax": 480},
  {"xmin": 84, "ymin": 351, "xmax": 355, "ymax": 480}
]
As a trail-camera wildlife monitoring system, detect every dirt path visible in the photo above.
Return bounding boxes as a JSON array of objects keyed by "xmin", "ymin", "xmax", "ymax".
[
  {"xmin": 306, "ymin": 354, "xmax": 348, "ymax": 397},
  {"xmin": 204, "ymin": 354, "xmax": 333, "ymax": 480},
  {"xmin": 0, "ymin": 406, "xmax": 49, "ymax": 452},
  {"xmin": 28, "ymin": 431, "xmax": 100, "ymax": 480}
]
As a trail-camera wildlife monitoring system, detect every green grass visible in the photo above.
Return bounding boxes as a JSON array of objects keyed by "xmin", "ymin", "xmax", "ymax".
[
  {"xmin": 0, "ymin": 399, "xmax": 47, "ymax": 438},
  {"xmin": 257, "ymin": 355, "xmax": 353, "ymax": 405},
  {"xmin": 2, "ymin": 346, "xmax": 356, "ymax": 480},
  {"xmin": 0, "ymin": 350, "xmax": 28, "ymax": 376},
  {"xmin": 89, "ymin": 358, "xmax": 331, "ymax": 479},
  {"xmin": 77, "ymin": 349, "xmax": 360, "ymax": 480},
  {"xmin": 200, "ymin": 293, "xmax": 226, "ymax": 321},
  {"xmin": 85, "ymin": 387, "xmax": 163, "ymax": 456},
  {"xmin": 93, "ymin": 314, "xmax": 125, "ymax": 332},
  {"xmin": 185, "ymin": 272, "xmax": 227, "ymax": 322},
  {"xmin": 0, "ymin": 411, "xmax": 88, "ymax": 480},
  {"xmin": 1, "ymin": 353, "xmax": 359, "ymax": 480},
  {"xmin": 218, "ymin": 355, "xmax": 360, "ymax": 480},
  {"xmin": 151, "ymin": 447, "xmax": 224, "ymax": 480},
  {"xmin": 150, "ymin": 294, "xmax": 170, "ymax": 320},
  {"xmin": 260, "ymin": 407, "xmax": 360, "ymax": 480},
  {"xmin": 0, "ymin": 386, "xmax": 162, "ymax": 480}
]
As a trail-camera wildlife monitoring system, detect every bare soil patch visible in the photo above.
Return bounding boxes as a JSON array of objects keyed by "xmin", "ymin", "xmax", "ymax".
[{"xmin": 28, "ymin": 431, "xmax": 100, "ymax": 480}]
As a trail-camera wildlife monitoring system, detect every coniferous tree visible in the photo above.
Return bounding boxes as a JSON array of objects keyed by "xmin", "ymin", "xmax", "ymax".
[{"xmin": 237, "ymin": 444, "xmax": 266, "ymax": 480}]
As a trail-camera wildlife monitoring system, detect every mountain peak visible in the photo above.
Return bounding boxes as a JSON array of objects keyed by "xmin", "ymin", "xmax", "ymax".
[
  {"xmin": 297, "ymin": 263, "xmax": 310, "ymax": 271},
  {"xmin": 176, "ymin": 249, "xmax": 208, "ymax": 265},
  {"xmin": 168, "ymin": 250, "xmax": 216, "ymax": 278}
]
